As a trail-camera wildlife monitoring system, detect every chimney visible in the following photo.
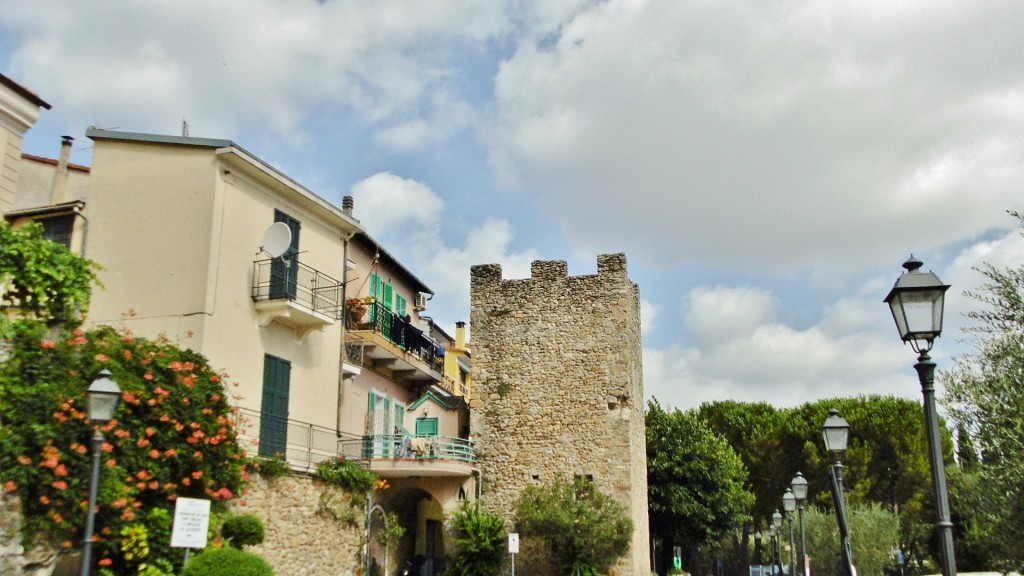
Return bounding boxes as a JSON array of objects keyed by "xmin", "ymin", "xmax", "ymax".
[
  {"xmin": 342, "ymin": 195, "xmax": 354, "ymax": 216},
  {"xmin": 455, "ymin": 321, "xmax": 467, "ymax": 350},
  {"xmin": 50, "ymin": 135, "xmax": 73, "ymax": 204}
]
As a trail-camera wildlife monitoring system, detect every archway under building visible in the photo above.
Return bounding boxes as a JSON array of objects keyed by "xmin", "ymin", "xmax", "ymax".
[{"xmin": 371, "ymin": 486, "xmax": 447, "ymax": 576}]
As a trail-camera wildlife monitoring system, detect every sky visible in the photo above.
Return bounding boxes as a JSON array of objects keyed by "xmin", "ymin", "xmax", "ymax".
[{"xmin": 3, "ymin": 0, "xmax": 1023, "ymax": 412}]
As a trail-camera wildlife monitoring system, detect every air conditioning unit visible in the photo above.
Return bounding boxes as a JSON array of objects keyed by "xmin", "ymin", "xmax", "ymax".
[{"xmin": 414, "ymin": 293, "xmax": 428, "ymax": 311}]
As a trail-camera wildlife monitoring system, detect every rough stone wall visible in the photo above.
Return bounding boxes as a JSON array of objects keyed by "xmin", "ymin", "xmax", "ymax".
[
  {"xmin": 470, "ymin": 254, "xmax": 650, "ymax": 576},
  {"xmin": 0, "ymin": 492, "xmax": 62, "ymax": 576},
  {"xmin": 229, "ymin": 474, "xmax": 366, "ymax": 576}
]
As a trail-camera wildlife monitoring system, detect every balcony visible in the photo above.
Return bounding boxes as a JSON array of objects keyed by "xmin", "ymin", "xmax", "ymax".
[
  {"xmin": 234, "ymin": 407, "xmax": 365, "ymax": 474},
  {"xmin": 345, "ymin": 299, "xmax": 446, "ymax": 390},
  {"xmin": 337, "ymin": 433, "xmax": 477, "ymax": 478},
  {"xmin": 252, "ymin": 258, "xmax": 343, "ymax": 337}
]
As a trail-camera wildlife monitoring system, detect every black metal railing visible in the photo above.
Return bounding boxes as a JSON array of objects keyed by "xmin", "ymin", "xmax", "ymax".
[
  {"xmin": 252, "ymin": 258, "xmax": 344, "ymax": 320},
  {"xmin": 345, "ymin": 299, "xmax": 443, "ymax": 373}
]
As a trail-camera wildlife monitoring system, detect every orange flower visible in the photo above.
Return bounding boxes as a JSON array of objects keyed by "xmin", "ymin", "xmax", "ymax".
[
  {"xmin": 98, "ymin": 558, "xmax": 112, "ymax": 566},
  {"xmin": 94, "ymin": 354, "xmax": 109, "ymax": 363},
  {"xmin": 40, "ymin": 339, "xmax": 56, "ymax": 350},
  {"xmin": 105, "ymin": 459, "xmax": 117, "ymax": 468},
  {"xmin": 145, "ymin": 427, "xmax": 157, "ymax": 437},
  {"xmin": 39, "ymin": 495, "xmax": 50, "ymax": 505},
  {"xmin": 54, "ymin": 464, "xmax": 68, "ymax": 477},
  {"xmin": 149, "ymin": 449, "xmax": 160, "ymax": 459},
  {"xmin": 17, "ymin": 456, "xmax": 31, "ymax": 465},
  {"xmin": 149, "ymin": 481, "xmax": 159, "ymax": 490},
  {"xmin": 52, "ymin": 480, "xmax": 67, "ymax": 490}
]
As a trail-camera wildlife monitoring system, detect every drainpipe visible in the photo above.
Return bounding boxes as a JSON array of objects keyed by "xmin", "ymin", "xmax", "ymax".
[
  {"xmin": 73, "ymin": 204, "xmax": 89, "ymax": 258},
  {"xmin": 338, "ymin": 195, "xmax": 356, "ymax": 437},
  {"xmin": 50, "ymin": 136, "xmax": 73, "ymax": 204}
]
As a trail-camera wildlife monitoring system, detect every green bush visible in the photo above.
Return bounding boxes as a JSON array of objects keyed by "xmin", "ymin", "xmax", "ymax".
[
  {"xmin": 222, "ymin": 513, "xmax": 266, "ymax": 548},
  {"xmin": 316, "ymin": 457, "xmax": 377, "ymax": 496},
  {"xmin": 245, "ymin": 455, "xmax": 290, "ymax": 479},
  {"xmin": 181, "ymin": 547, "xmax": 274, "ymax": 576},
  {"xmin": 515, "ymin": 477, "xmax": 633, "ymax": 576},
  {"xmin": 449, "ymin": 502, "xmax": 506, "ymax": 576}
]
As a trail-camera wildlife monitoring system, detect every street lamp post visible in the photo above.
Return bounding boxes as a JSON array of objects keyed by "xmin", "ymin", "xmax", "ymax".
[
  {"xmin": 823, "ymin": 409, "xmax": 855, "ymax": 576},
  {"xmin": 768, "ymin": 525, "xmax": 778, "ymax": 575},
  {"xmin": 81, "ymin": 370, "xmax": 121, "ymax": 576},
  {"xmin": 772, "ymin": 509, "xmax": 785, "ymax": 576},
  {"xmin": 790, "ymin": 473, "xmax": 808, "ymax": 576},
  {"xmin": 783, "ymin": 489, "xmax": 797, "ymax": 575},
  {"xmin": 884, "ymin": 256, "xmax": 956, "ymax": 576},
  {"xmin": 755, "ymin": 530, "xmax": 763, "ymax": 566}
]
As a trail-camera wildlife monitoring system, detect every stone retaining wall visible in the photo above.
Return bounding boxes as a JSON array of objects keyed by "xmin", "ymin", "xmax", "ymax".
[
  {"xmin": 229, "ymin": 473, "xmax": 366, "ymax": 576},
  {"xmin": 0, "ymin": 474, "xmax": 367, "ymax": 576}
]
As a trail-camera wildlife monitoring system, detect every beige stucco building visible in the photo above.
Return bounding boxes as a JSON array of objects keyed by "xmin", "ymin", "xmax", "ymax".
[
  {"xmin": 76, "ymin": 128, "xmax": 475, "ymax": 575},
  {"xmin": 0, "ymin": 73, "xmax": 52, "ymax": 216}
]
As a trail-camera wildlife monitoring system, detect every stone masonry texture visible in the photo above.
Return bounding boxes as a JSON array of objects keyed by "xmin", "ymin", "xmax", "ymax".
[{"xmin": 470, "ymin": 253, "xmax": 651, "ymax": 576}]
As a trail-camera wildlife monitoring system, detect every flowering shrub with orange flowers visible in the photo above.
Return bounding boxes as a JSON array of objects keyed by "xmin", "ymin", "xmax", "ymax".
[{"xmin": 0, "ymin": 321, "xmax": 246, "ymax": 575}]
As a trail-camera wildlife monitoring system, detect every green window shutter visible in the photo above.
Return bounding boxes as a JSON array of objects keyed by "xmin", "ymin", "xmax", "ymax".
[
  {"xmin": 369, "ymin": 274, "xmax": 382, "ymax": 323},
  {"xmin": 270, "ymin": 211, "xmax": 300, "ymax": 300},
  {"xmin": 383, "ymin": 282, "xmax": 394, "ymax": 311},
  {"xmin": 394, "ymin": 404, "xmax": 406, "ymax": 434},
  {"xmin": 416, "ymin": 417, "xmax": 439, "ymax": 437},
  {"xmin": 395, "ymin": 295, "xmax": 407, "ymax": 317},
  {"xmin": 259, "ymin": 355, "xmax": 290, "ymax": 457}
]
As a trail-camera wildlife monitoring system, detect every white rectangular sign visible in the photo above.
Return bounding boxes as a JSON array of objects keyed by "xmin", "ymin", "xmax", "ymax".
[
  {"xmin": 508, "ymin": 533, "xmax": 520, "ymax": 554},
  {"xmin": 171, "ymin": 497, "xmax": 211, "ymax": 549}
]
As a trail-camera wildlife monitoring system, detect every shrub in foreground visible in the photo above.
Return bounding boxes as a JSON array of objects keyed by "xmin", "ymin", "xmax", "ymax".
[{"xmin": 180, "ymin": 546, "xmax": 273, "ymax": 576}]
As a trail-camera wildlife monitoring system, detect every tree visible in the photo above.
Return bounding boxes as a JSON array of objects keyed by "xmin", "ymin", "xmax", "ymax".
[
  {"xmin": 0, "ymin": 322, "xmax": 247, "ymax": 574},
  {"xmin": 941, "ymin": 226, "xmax": 1024, "ymax": 573},
  {"xmin": 802, "ymin": 503, "xmax": 900, "ymax": 576},
  {"xmin": 515, "ymin": 476, "xmax": 633, "ymax": 576},
  {"xmin": 648, "ymin": 400, "xmax": 753, "ymax": 575},
  {"xmin": 0, "ymin": 221, "xmax": 98, "ymax": 332}
]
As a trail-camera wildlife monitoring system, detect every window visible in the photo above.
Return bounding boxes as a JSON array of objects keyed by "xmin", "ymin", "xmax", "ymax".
[
  {"xmin": 395, "ymin": 294, "xmax": 407, "ymax": 317},
  {"xmin": 39, "ymin": 215, "xmax": 75, "ymax": 248}
]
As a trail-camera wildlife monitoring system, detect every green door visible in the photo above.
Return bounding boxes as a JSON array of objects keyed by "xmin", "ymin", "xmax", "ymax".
[
  {"xmin": 416, "ymin": 417, "xmax": 439, "ymax": 437},
  {"xmin": 259, "ymin": 355, "xmax": 290, "ymax": 457},
  {"xmin": 269, "ymin": 210, "xmax": 300, "ymax": 300}
]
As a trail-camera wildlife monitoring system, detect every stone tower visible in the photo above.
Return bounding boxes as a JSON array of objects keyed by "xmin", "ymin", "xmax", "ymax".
[{"xmin": 470, "ymin": 254, "xmax": 650, "ymax": 575}]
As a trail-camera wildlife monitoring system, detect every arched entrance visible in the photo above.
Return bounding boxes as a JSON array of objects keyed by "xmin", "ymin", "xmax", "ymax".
[{"xmin": 371, "ymin": 486, "xmax": 447, "ymax": 576}]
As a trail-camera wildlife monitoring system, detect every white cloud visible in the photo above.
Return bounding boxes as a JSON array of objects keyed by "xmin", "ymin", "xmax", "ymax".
[
  {"xmin": 640, "ymin": 299, "xmax": 658, "ymax": 336},
  {"xmin": 350, "ymin": 172, "xmax": 444, "ymax": 232},
  {"xmin": 490, "ymin": 0, "xmax": 1024, "ymax": 273}
]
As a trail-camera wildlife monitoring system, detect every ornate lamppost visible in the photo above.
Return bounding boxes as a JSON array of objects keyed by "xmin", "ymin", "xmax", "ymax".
[
  {"xmin": 81, "ymin": 370, "xmax": 121, "ymax": 576},
  {"xmin": 823, "ymin": 409, "xmax": 854, "ymax": 576},
  {"xmin": 782, "ymin": 489, "xmax": 797, "ymax": 575},
  {"xmin": 772, "ymin": 509, "xmax": 785, "ymax": 575},
  {"xmin": 884, "ymin": 256, "xmax": 956, "ymax": 576},
  {"xmin": 790, "ymin": 472, "xmax": 808, "ymax": 576}
]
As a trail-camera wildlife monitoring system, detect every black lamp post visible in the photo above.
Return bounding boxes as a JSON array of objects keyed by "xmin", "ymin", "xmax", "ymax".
[
  {"xmin": 768, "ymin": 524, "xmax": 778, "ymax": 575},
  {"xmin": 755, "ymin": 530, "xmax": 763, "ymax": 566},
  {"xmin": 81, "ymin": 369, "xmax": 121, "ymax": 576},
  {"xmin": 823, "ymin": 409, "xmax": 854, "ymax": 576},
  {"xmin": 772, "ymin": 509, "xmax": 784, "ymax": 575},
  {"xmin": 790, "ymin": 473, "xmax": 808, "ymax": 576},
  {"xmin": 783, "ymin": 489, "xmax": 796, "ymax": 575},
  {"xmin": 884, "ymin": 255, "xmax": 956, "ymax": 576}
]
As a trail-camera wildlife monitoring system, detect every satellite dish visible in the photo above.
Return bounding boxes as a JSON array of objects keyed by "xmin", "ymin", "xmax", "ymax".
[{"xmin": 261, "ymin": 222, "xmax": 292, "ymax": 258}]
